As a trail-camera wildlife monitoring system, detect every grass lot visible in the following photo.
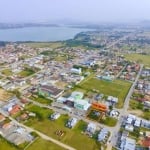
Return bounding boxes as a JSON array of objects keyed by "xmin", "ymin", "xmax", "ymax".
[
  {"xmin": 1, "ymin": 68, "xmax": 12, "ymax": 76},
  {"xmin": 78, "ymin": 78, "xmax": 131, "ymax": 108},
  {"xmin": 55, "ymin": 55, "xmax": 68, "ymax": 62},
  {"xmin": 25, "ymin": 104, "xmax": 100, "ymax": 150},
  {"xmin": 27, "ymin": 138, "xmax": 66, "ymax": 150},
  {"xmin": 18, "ymin": 68, "xmax": 35, "ymax": 77},
  {"xmin": 129, "ymin": 99, "xmax": 143, "ymax": 110},
  {"xmin": 25, "ymin": 42, "xmax": 65, "ymax": 49},
  {"xmin": 129, "ymin": 99, "xmax": 150, "ymax": 120},
  {"xmin": 30, "ymin": 95, "xmax": 53, "ymax": 105},
  {"xmin": 87, "ymin": 110, "xmax": 117, "ymax": 127},
  {"xmin": 0, "ymin": 136, "xmax": 18, "ymax": 150},
  {"xmin": 0, "ymin": 88, "xmax": 13, "ymax": 101},
  {"xmin": 125, "ymin": 53, "xmax": 150, "ymax": 67},
  {"xmin": 101, "ymin": 117, "xmax": 117, "ymax": 127}
]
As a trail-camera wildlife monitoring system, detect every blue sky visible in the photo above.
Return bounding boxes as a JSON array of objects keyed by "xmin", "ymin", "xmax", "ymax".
[{"xmin": 0, "ymin": 0, "xmax": 150, "ymax": 23}]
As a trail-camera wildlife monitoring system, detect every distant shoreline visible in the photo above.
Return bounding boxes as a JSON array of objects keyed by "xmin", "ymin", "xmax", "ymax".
[{"xmin": 0, "ymin": 26, "xmax": 94, "ymax": 42}]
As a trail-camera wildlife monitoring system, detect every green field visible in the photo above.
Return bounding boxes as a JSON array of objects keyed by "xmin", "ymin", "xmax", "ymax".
[
  {"xmin": 0, "ymin": 136, "xmax": 66, "ymax": 150},
  {"xmin": 1, "ymin": 69, "xmax": 12, "ymax": 76},
  {"xmin": 125, "ymin": 53, "xmax": 150, "ymax": 67},
  {"xmin": 30, "ymin": 95, "xmax": 53, "ymax": 105},
  {"xmin": 25, "ymin": 104, "xmax": 100, "ymax": 150},
  {"xmin": 101, "ymin": 117, "xmax": 117, "ymax": 127},
  {"xmin": 25, "ymin": 42, "xmax": 65, "ymax": 49},
  {"xmin": 0, "ymin": 136, "xmax": 18, "ymax": 150},
  {"xmin": 129, "ymin": 99, "xmax": 150, "ymax": 120},
  {"xmin": 18, "ymin": 68, "xmax": 35, "ymax": 77},
  {"xmin": 27, "ymin": 138, "xmax": 66, "ymax": 150},
  {"xmin": 78, "ymin": 78, "xmax": 131, "ymax": 108}
]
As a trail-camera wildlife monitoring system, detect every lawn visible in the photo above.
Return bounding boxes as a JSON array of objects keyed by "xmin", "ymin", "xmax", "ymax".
[
  {"xmin": 25, "ymin": 104, "xmax": 100, "ymax": 150},
  {"xmin": 0, "ymin": 136, "xmax": 18, "ymax": 150},
  {"xmin": 101, "ymin": 117, "xmax": 117, "ymax": 127},
  {"xmin": 25, "ymin": 42, "xmax": 65, "ymax": 49},
  {"xmin": 30, "ymin": 95, "xmax": 53, "ymax": 105},
  {"xmin": 18, "ymin": 68, "xmax": 35, "ymax": 77},
  {"xmin": 129, "ymin": 99, "xmax": 150, "ymax": 120},
  {"xmin": 125, "ymin": 53, "xmax": 150, "ymax": 67},
  {"xmin": 129, "ymin": 99, "xmax": 143, "ymax": 110},
  {"xmin": 87, "ymin": 110, "xmax": 117, "ymax": 127},
  {"xmin": 27, "ymin": 138, "xmax": 66, "ymax": 150},
  {"xmin": 78, "ymin": 78, "xmax": 131, "ymax": 108},
  {"xmin": 55, "ymin": 55, "xmax": 68, "ymax": 62},
  {"xmin": 1, "ymin": 68, "xmax": 12, "ymax": 76}
]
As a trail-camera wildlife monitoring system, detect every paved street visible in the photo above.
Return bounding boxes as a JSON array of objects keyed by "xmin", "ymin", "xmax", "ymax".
[{"xmin": 107, "ymin": 64, "xmax": 144, "ymax": 149}]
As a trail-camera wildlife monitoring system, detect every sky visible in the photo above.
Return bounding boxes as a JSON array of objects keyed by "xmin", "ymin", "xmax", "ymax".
[{"xmin": 0, "ymin": 0, "xmax": 150, "ymax": 23}]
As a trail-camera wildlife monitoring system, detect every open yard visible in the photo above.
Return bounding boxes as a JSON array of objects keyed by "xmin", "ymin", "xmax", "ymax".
[
  {"xmin": 18, "ymin": 68, "xmax": 35, "ymax": 77},
  {"xmin": 129, "ymin": 99, "xmax": 150, "ymax": 120},
  {"xmin": 1, "ymin": 68, "xmax": 12, "ymax": 76},
  {"xmin": 25, "ymin": 104, "xmax": 100, "ymax": 150},
  {"xmin": 0, "ymin": 136, "xmax": 18, "ymax": 150},
  {"xmin": 77, "ymin": 78, "xmax": 131, "ymax": 108},
  {"xmin": 87, "ymin": 109, "xmax": 117, "ymax": 127},
  {"xmin": 125, "ymin": 53, "xmax": 150, "ymax": 67},
  {"xmin": 27, "ymin": 138, "xmax": 66, "ymax": 150},
  {"xmin": 30, "ymin": 95, "xmax": 53, "ymax": 105},
  {"xmin": 25, "ymin": 42, "xmax": 65, "ymax": 49}
]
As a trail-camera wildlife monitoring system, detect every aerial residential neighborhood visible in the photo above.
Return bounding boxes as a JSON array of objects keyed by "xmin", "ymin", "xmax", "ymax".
[
  {"xmin": 0, "ymin": 26, "xmax": 150, "ymax": 150},
  {"xmin": 0, "ymin": 1, "xmax": 150, "ymax": 150}
]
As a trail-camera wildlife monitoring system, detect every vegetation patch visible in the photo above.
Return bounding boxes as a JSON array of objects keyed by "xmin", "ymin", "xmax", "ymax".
[
  {"xmin": 0, "ymin": 135, "xmax": 19, "ymax": 150},
  {"xmin": 18, "ymin": 68, "xmax": 35, "ymax": 77},
  {"xmin": 24, "ymin": 104, "xmax": 100, "ymax": 150},
  {"xmin": 25, "ymin": 42, "xmax": 65, "ymax": 49},
  {"xmin": 78, "ymin": 78, "xmax": 131, "ymax": 108},
  {"xmin": 27, "ymin": 138, "xmax": 66, "ymax": 150},
  {"xmin": 101, "ymin": 117, "xmax": 117, "ymax": 127},
  {"xmin": 1, "ymin": 69, "xmax": 12, "ymax": 76},
  {"xmin": 125, "ymin": 53, "xmax": 150, "ymax": 67},
  {"xmin": 30, "ymin": 94, "xmax": 53, "ymax": 105}
]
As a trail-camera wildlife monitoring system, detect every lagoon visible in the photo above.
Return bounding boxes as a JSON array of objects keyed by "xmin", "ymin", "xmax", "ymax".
[{"xmin": 0, "ymin": 27, "xmax": 92, "ymax": 42}]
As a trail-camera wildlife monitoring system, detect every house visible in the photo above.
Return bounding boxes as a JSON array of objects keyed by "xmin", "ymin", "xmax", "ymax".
[
  {"xmin": 57, "ymin": 97, "xmax": 67, "ymax": 103},
  {"xmin": 98, "ymin": 128, "xmax": 109, "ymax": 142},
  {"xmin": 66, "ymin": 118, "xmax": 78, "ymax": 128},
  {"xmin": 2, "ymin": 122, "xmax": 11, "ymax": 129},
  {"xmin": 134, "ymin": 118, "xmax": 141, "ymax": 127},
  {"xmin": 39, "ymin": 85, "xmax": 64, "ymax": 98},
  {"xmin": 9, "ymin": 104, "xmax": 21, "ymax": 115},
  {"xmin": 144, "ymin": 101, "xmax": 150, "ymax": 108},
  {"xmin": 126, "ymin": 114, "xmax": 136, "ymax": 125},
  {"xmin": 71, "ymin": 68, "xmax": 82, "ymax": 74},
  {"xmin": 74, "ymin": 99, "xmax": 91, "ymax": 111},
  {"xmin": 109, "ymin": 110, "xmax": 119, "ymax": 118},
  {"xmin": 91, "ymin": 102, "xmax": 108, "ymax": 112},
  {"xmin": 60, "ymin": 91, "xmax": 91, "ymax": 111},
  {"xmin": 19, "ymin": 113, "xmax": 29, "ymax": 121},
  {"xmin": 50, "ymin": 112, "xmax": 60, "ymax": 120},
  {"xmin": 142, "ymin": 137, "xmax": 150, "ymax": 148},
  {"xmin": 125, "ymin": 124, "xmax": 134, "ymax": 132},
  {"xmin": 71, "ymin": 91, "xmax": 84, "ymax": 100},
  {"xmin": 107, "ymin": 96, "xmax": 118, "ymax": 104},
  {"xmin": 86, "ymin": 123, "xmax": 97, "ymax": 135},
  {"xmin": 120, "ymin": 137, "xmax": 136, "ymax": 150}
]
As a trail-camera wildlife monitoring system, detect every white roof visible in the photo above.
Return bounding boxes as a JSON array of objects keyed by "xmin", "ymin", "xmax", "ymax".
[
  {"xmin": 128, "ymin": 114, "xmax": 136, "ymax": 120},
  {"xmin": 124, "ymin": 138, "xmax": 136, "ymax": 150},
  {"xmin": 125, "ymin": 125, "xmax": 134, "ymax": 132},
  {"xmin": 126, "ymin": 118, "xmax": 133, "ymax": 124}
]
